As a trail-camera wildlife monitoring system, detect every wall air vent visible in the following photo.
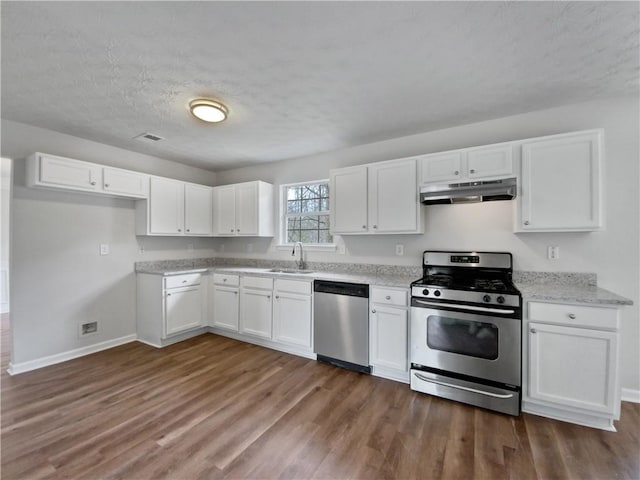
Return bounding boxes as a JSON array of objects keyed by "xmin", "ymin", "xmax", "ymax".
[
  {"xmin": 133, "ymin": 132, "xmax": 164, "ymax": 142},
  {"xmin": 79, "ymin": 321, "xmax": 98, "ymax": 337}
]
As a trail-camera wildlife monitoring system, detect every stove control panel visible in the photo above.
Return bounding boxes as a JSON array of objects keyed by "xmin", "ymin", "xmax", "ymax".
[{"xmin": 411, "ymin": 286, "xmax": 520, "ymax": 307}]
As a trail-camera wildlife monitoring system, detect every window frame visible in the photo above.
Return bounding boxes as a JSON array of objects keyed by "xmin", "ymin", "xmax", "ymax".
[{"xmin": 278, "ymin": 179, "xmax": 336, "ymax": 250}]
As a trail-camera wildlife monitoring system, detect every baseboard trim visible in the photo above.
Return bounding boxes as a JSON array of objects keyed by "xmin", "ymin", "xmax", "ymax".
[
  {"xmin": 7, "ymin": 334, "xmax": 138, "ymax": 375},
  {"xmin": 621, "ymin": 388, "xmax": 640, "ymax": 403}
]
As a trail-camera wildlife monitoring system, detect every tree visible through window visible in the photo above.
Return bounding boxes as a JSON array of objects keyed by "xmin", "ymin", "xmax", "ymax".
[{"xmin": 284, "ymin": 181, "xmax": 332, "ymax": 244}]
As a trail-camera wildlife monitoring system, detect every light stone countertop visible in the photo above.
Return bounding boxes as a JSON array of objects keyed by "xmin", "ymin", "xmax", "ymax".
[
  {"xmin": 515, "ymin": 281, "xmax": 633, "ymax": 306},
  {"xmin": 136, "ymin": 260, "xmax": 633, "ymax": 306}
]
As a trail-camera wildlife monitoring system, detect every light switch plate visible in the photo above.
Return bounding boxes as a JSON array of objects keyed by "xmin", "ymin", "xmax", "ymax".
[
  {"xmin": 395, "ymin": 244, "xmax": 404, "ymax": 256},
  {"xmin": 100, "ymin": 244, "xmax": 110, "ymax": 256},
  {"xmin": 547, "ymin": 245, "xmax": 560, "ymax": 259}
]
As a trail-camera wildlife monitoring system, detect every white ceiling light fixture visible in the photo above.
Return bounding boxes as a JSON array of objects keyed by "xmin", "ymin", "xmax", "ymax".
[{"xmin": 189, "ymin": 98, "xmax": 228, "ymax": 123}]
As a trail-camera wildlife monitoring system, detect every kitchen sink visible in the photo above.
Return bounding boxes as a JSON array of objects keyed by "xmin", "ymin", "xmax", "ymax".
[{"xmin": 267, "ymin": 268, "xmax": 315, "ymax": 274}]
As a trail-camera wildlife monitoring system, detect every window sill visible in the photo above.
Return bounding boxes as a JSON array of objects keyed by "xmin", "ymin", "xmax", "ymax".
[{"xmin": 275, "ymin": 244, "xmax": 338, "ymax": 252}]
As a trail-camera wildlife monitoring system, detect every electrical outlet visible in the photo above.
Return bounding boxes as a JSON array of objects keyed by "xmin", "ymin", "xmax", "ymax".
[
  {"xmin": 395, "ymin": 244, "xmax": 404, "ymax": 256},
  {"xmin": 547, "ymin": 246, "xmax": 560, "ymax": 260},
  {"xmin": 100, "ymin": 244, "xmax": 110, "ymax": 256},
  {"xmin": 139, "ymin": 244, "xmax": 145, "ymax": 254},
  {"xmin": 187, "ymin": 244, "xmax": 194, "ymax": 253}
]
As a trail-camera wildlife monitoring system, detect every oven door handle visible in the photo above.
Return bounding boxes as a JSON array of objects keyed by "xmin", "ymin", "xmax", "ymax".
[
  {"xmin": 413, "ymin": 299, "xmax": 515, "ymax": 315},
  {"xmin": 413, "ymin": 372, "xmax": 515, "ymax": 399}
]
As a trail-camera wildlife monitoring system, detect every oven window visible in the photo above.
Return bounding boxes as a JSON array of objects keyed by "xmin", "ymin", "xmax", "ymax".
[{"xmin": 426, "ymin": 315, "xmax": 498, "ymax": 360}]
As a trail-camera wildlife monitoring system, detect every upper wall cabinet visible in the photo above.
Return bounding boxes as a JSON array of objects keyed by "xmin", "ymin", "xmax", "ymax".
[
  {"xmin": 516, "ymin": 130, "xmax": 602, "ymax": 232},
  {"xmin": 331, "ymin": 158, "xmax": 422, "ymax": 235},
  {"xmin": 212, "ymin": 181, "xmax": 274, "ymax": 237},
  {"xmin": 419, "ymin": 144, "xmax": 514, "ymax": 185},
  {"xmin": 136, "ymin": 177, "xmax": 213, "ymax": 236},
  {"xmin": 26, "ymin": 152, "xmax": 149, "ymax": 198}
]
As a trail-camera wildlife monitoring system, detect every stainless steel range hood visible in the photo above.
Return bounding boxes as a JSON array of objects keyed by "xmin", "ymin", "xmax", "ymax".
[{"xmin": 420, "ymin": 177, "xmax": 517, "ymax": 205}]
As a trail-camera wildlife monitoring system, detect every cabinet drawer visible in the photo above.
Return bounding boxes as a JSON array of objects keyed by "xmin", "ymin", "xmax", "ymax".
[
  {"xmin": 528, "ymin": 301, "xmax": 619, "ymax": 330},
  {"xmin": 212, "ymin": 273, "xmax": 240, "ymax": 286},
  {"xmin": 371, "ymin": 287, "xmax": 408, "ymax": 307},
  {"xmin": 274, "ymin": 279, "xmax": 312, "ymax": 295},
  {"xmin": 164, "ymin": 273, "xmax": 201, "ymax": 289},
  {"xmin": 241, "ymin": 276, "xmax": 273, "ymax": 290}
]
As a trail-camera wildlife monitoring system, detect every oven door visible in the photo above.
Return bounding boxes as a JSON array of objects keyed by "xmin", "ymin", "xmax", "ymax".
[{"xmin": 410, "ymin": 303, "xmax": 521, "ymax": 386}]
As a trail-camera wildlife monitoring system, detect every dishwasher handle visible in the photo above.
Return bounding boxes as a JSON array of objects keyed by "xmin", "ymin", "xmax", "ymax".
[{"xmin": 314, "ymin": 280, "xmax": 369, "ymax": 298}]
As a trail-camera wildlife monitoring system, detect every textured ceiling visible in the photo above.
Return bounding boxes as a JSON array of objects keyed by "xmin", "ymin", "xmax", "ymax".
[{"xmin": 2, "ymin": 1, "xmax": 639, "ymax": 171}]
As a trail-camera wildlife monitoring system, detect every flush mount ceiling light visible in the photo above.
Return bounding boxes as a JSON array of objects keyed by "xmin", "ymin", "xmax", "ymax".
[{"xmin": 189, "ymin": 99, "xmax": 228, "ymax": 123}]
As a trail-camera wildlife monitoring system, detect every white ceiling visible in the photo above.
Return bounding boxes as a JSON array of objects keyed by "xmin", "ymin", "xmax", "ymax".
[{"xmin": 2, "ymin": 2, "xmax": 638, "ymax": 171}]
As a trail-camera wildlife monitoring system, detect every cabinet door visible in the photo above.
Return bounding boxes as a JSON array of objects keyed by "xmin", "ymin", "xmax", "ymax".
[
  {"xmin": 273, "ymin": 292, "xmax": 312, "ymax": 349},
  {"xmin": 211, "ymin": 285, "xmax": 239, "ymax": 331},
  {"xmin": 103, "ymin": 167, "xmax": 149, "ymax": 198},
  {"xmin": 368, "ymin": 159, "xmax": 420, "ymax": 233},
  {"xmin": 235, "ymin": 182, "xmax": 259, "ymax": 235},
  {"xmin": 239, "ymin": 289, "xmax": 273, "ymax": 338},
  {"xmin": 149, "ymin": 177, "xmax": 185, "ymax": 235},
  {"xmin": 330, "ymin": 166, "xmax": 368, "ymax": 234},
  {"xmin": 39, "ymin": 154, "xmax": 102, "ymax": 191},
  {"xmin": 419, "ymin": 151, "xmax": 463, "ymax": 184},
  {"xmin": 467, "ymin": 145, "xmax": 513, "ymax": 179},
  {"xmin": 185, "ymin": 183, "xmax": 213, "ymax": 235},
  {"xmin": 165, "ymin": 286, "xmax": 203, "ymax": 337},
  {"xmin": 520, "ymin": 131, "xmax": 601, "ymax": 231},
  {"xmin": 370, "ymin": 305, "xmax": 408, "ymax": 371},
  {"xmin": 213, "ymin": 185, "xmax": 236, "ymax": 235},
  {"xmin": 528, "ymin": 322, "xmax": 617, "ymax": 414}
]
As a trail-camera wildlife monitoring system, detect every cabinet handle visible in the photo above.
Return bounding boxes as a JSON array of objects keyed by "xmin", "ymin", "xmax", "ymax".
[
  {"xmin": 182, "ymin": 280, "xmax": 187, "ymax": 283},
  {"xmin": 373, "ymin": 225, "xmax": 377, "ymax": 229},
  {"xmin": 362, "ymin": 225, "xmax": 367, "ymax": 229},
  {"xmin": 230, "ymin": 229, "xmax": 234, "ymax": 232},
  {"xmin": 167, "ymin": 293, "xmax": 172, "ymax": 297},
  {"xmin": 90, "ymin": 181, "xmax": 97, "ymax": 186},
  {"xmin": 524, "ymin": 221, "xmax": 530, "ymax": 226},
  {"xmin": 469, "ymin": 169, "xmax": 475, "ymax": 174},
  {"xmin": 568, "ymin": 313, "xmax": 576, "ymax": 319},
  {"xmin": 371, "ymin": 309, "xmax": 376, "ymax": 314},
  {"xmin": 223, "ymin": 278, "xmax": 227, "ymax": 282},
  {"xmin": 454, "ymin": 171, "xmax": 459, "ymax": 175},
  {"xmin": 186, "ymin": 229, "xmax": 190, "ymax": 232},
  {"xmin": 234, "ymin": 291, "xmax": 238, "ymax": 295},
  {"xmin": 267, "ymin": 295, "xmax": 271, "ymax": 300},
  {"xmin": 237, "ymin": 229, "xmax": 240, "ymax": 232},
  {"xmin": 275, "ymin": 295, "xmax": 279, "ymax": 299},
  {"xmin": 178, "ymin": 229, "xmax": 182, "ymax": 232},
  {"xmin": 104, "ymin": 183, "xmax": 110, "ymax": 188},
  {"xmin": 530, "ymin": 328, "xmax": 536, "ymax": 333}
]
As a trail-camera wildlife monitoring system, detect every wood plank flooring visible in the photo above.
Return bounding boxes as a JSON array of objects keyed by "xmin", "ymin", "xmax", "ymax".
[{"xmin": 1, "ymin": 314, "xmax": 639, "ymax": 479}]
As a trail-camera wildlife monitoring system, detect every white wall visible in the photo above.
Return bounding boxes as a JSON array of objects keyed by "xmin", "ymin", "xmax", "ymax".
[
  {"xmin": 215, "ymin": 96, "xmax": 640, "ymax": 393},
  {"xmin": 1, "ymin": 158, "xmax": 11, "ymax": 313},
  {"xmin": 2, "ymin": 120, "xmax": 218, "ymax": 365}
]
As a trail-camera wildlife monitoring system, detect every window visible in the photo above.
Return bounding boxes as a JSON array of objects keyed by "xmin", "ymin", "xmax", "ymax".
[{"xmin": 283, "ymin": 181, "xmax": 332, "ymax": 244}]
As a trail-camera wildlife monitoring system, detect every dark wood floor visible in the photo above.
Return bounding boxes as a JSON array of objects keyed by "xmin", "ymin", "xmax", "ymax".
[{"xmin": 1, "ymin": 313, "xmax": 639, "ymax": 479}]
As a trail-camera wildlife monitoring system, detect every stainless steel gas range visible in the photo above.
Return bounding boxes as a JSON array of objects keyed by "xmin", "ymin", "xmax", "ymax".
[{"xmin": 410, "ymin": 251, "xmax": 522, "ymax": 415}]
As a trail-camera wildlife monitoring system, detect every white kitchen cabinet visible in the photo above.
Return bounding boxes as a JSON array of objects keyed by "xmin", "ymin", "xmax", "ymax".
[
  {"xmin": 330, "ymin": 158, "xmax": 422, "ymax": 235},
  {"xmin": 136, "ymin": 272, "xmax": 206, "ymax": 347},
  {"xmin": 26, "ymin": 152, "xmax": 149, "ymax": 198},
  {"xmin": 517, "ymin": 130, "xmax": 602, "ymax": 232},
  {"xmin": 239, "ymin": 276, "xmax": 274, "ymax": 338},
  {"xmin": 272, "ymin": 279, "xmax": 312, "ymax": 350},
  {"xmin": 184, "ymin": 183, "xmax": 213, "ymax": 235},
  {"xmin": 136, "ymin": 177, "xmax": 213, "ymax": 236},
  {"xmin": 523, "ymin": 300, "xmax": 621, "ymax": 431},
  {"xmin": 102, "ymin": 166, "xmax": 149, "ymax": 198},
  {"xmin": 369, "ymin": 286, "xmax": 409, "ymax": 383},
  {"xmin": 419, "ymin": 144, "xmax": 513, "ymax": 185},
  {"xmin": 210, "ymin": 274, "xmax": 240, "ymax": 331},
  {"xmin": 212, "ymin": 181, "xmax": 274, "ymax": 237}
]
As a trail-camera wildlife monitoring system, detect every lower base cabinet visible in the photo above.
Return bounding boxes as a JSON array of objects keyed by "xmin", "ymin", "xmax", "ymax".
[
  {"xmin": 137, "ymin": 272, "xmax": 206, "ymax": 347},
  {"xmin": 369, "ymin": 286, "xmax": 409, "ymax": 383},
  {"xmin": 273, "ymin": 279, "xmax": 312, "ymax": 350},
  {"xmin": 523, "ymin": 301, "xmax": 621, "ymax": 431},
  {"xmin": 210, "ymin": 274, "xmax": 240, "ymax": 331}
]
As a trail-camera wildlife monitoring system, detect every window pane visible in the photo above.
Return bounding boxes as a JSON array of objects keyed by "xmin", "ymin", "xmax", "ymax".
[
  {"xmin": 300, "ymin": 229, "xmax": 318, "ymax": 243},
  {"xmin": 287, "ymin": 199, "xmax": 301, "ymax": 213},
  {"xmin": 319, "ymin": 229, "xmax": 332, "ymax": 243},
  {"xmin": 287, "ymin": 186, "xmax": 300, "ymax": 201},
  {"xmin": 284, "ymin": 181, "xmax": 331, "ymax": 244},
  {"xmin": 288, "ymin": 230, "xmax": 300, "ymax": 243}
]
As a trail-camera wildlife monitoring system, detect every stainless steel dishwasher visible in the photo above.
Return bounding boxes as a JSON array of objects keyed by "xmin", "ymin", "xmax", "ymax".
[{"xmin": 313, "ymin": 280, "xmax": 371, "ymax": 373}]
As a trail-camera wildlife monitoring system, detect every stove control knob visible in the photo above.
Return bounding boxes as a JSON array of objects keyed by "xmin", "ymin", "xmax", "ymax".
[
  {"xmin": 422, "ymin": 289, "xmax": 430, "ymax": 296},
  {"xmin": 483, "ymin": 294, "xmax": 491, "ymax": 303},
  {"xmin": 497, "ymin": 296, "xmax": 505, "ymax": 304},
  {"xmin": 434, "ymin": 290, "xmax": 441, "ymax": 297}
]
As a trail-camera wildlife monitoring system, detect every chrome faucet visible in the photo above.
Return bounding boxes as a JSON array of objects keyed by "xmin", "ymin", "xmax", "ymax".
[{"xmin": 292, "ymin": 242, "xmax": 305, "ymax": 270}]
